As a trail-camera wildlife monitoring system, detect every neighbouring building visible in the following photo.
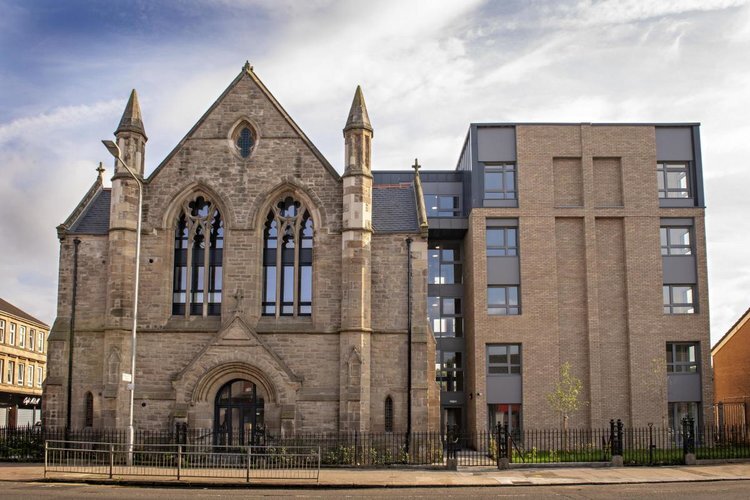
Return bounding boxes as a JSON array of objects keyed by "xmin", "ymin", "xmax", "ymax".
[
  {"xmin": 0, "ymin": 298, "xmax": 48, "ymax": 427},
  {"xmin": 712, "ymin": 307, "xmax": 750, "ymax": 427},
  {"xmin": 45, "ymin": 64, "xmax": 712, "ymax": 438}
]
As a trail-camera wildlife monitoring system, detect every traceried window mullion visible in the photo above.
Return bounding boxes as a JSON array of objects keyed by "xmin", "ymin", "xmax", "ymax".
[
  {"xmin": 263, "ymin": 196, "xmax": 313, "ymax": 317},
  {"xmin": 172, "ymin": 196, "xmax": 223, "ymax": 317}
]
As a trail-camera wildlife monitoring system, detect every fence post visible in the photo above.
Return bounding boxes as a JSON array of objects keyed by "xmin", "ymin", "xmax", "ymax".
[
  {"xmin": 177, "ymin": 445, "xmax": 181, "ymax": 481},
  {"xmin": 683, "ymin": 417, "xmax": 696, "ymax": 465},
  {"xmin": 44, "ymin": 440, "xmax": 48, "ymax": 479},
  {"xmin": 317, "ymin": 445, "xmax": 321, "ymax": 483},
  {"xmin": 109, "ymin": 443, "xmax": 114, "ymax": 479},
  {"xmin": 648, "ymin": 423, "xmax": 655, "ymax": 465},
  {"xmin": 445, "ymin": 425, "xmax": 457, "ymax": 470},
  {"xmin": 610, "ymin": 419, "xmax": 623, "ymax": 467},
  {"xmin": 497, "ymin": 424, "xmax": 510, "ymax": 470},
  {"xmin": 246, "ymin": 445, "xmax": 251, "ymax": 483}
]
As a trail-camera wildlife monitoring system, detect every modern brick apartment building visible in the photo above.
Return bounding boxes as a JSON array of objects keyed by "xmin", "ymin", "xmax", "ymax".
[{"xmin": 45, "ymin": 64, "xmax": 711, "ymax": 438}]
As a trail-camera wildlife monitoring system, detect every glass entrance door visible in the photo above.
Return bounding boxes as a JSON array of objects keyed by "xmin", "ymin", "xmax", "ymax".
[{"xmin": 214, "ymin": 379, "xmax": 265, "ymax": 446}]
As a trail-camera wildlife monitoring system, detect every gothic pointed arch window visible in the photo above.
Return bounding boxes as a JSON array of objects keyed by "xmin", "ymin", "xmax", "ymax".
[
  {"xmin": 263, "ymin": 196, "xmax": 313, "ymax": 317},
  {"xmin": 173, "ymin": 195, "xmax": 224, "ymax": 316}
]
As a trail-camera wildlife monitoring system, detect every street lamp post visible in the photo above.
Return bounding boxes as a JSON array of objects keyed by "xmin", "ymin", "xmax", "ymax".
[{"xmin": 102, "ymin": 139, "xmax": 142, "ymax": 465}]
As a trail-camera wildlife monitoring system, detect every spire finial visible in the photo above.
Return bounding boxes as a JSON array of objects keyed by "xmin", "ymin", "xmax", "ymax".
[
  {"xmin": 115, "ymin": 89, "xmax": 147, "ymax": 140},
  {"xmin": 412, "ymin": 158, "xmax": 421, "ymax": 172},
  {"xmin": 344, "ymin": 85, "xmax": 373, "ymax": 134},
  {"xmin": 243, "ymin": 60, "xmax": 253, "ymax": 73},
  {"xmin": 96, "ymin": 161, "xmax": 105, "ymax": 180}
]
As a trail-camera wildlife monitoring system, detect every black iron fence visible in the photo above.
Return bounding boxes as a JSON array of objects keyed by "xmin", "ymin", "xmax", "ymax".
[{"xmin": 2, "ymin": 422, "xmax": 749, "ymax": 466}]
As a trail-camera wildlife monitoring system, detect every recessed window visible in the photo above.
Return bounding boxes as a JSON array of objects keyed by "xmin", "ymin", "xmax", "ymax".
[
  {"xmin": 0, "ymin": 320, "xmax": 4, "ymax": 343},
  {"xmin": 424, "ymin": 194, "xmax": 460, "ymax": 217},
  {"xmin": 263, "ymin": 196, "xmax": 314, "ymax": 317},
  {"xmin": 38, "ymin": 331, "xmax": 44, "ymax": 352},
  {"xmin": 660, "ymin": 226, "xmax": 692, "ymax": 255},
  {"xmin": 36, "ymin": 366, "xmax": 43, "ymax": 388},
  {"xmin": 8, "ymin": 323, "xmax": 15, "ymax": 345},
  {"xmin": 485, "ymin": 164, "xmax": 516, "ymax": 200},
  {"xmin": 384, "ymin": 396, "xmax": 394, "ymax": 432},
  {"xmin": 488, "ymin": 286, "xmax": 520, "ymax": 315},
  {"xmin": 436, "ymin": 350, "xmax": 463, "ymax": 392},
  {"xmin": 486, "ymin": 227, "xmax": 518, "ymax": 256},
  {"xmin": 428, "ymin": 296, "xmax": 463, "ymax": 338},
  {"xmin": 657, "ymin": 162, "xmax": 691, "ymax": 199},
  {"xmin": 428, "ymin": 243, "xmax": 462, "ymax": 285},
  {"xmin": 18, "ymin": 363, "xmax": 24, "ymax": 385},
  {"xmin": 487, "ymin": 344, "xmax": 521, "ymax": 375},
  {"xmin": 663, "ymin": 285, "xmax": 695, "ymax": 314},
  {"xmin": 237, "ymin": 127, "xmax": 254, "ymax": 158},
  {"xmin": 666, "ymin": 342, "xmax": 698, "ymax": 373},
  {"xmin": 172, "ymin": 195, "xmax": 224, "ymax": 317},
  {"xmin": 85, "ymin": 392, "xmax": 94, "ymax": 427},
  {"xmin": 19, "ymin": 325, "xmax": 25, "ymax": 348},
  {"xmin": 27, "ymin": 365, "xmax": 33, "ymax": 387},
  {"xmin": 7, "ymin": 360, "xmax": 14, "ymax": 384}
]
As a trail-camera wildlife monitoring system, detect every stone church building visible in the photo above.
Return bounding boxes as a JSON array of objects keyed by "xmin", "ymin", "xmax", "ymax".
[
  {"xmin": 46, "ymin": 63, "xmax": 713, "ymax": 437},
  {"xmin": 45, "ymin": 63, "xmax": 440, "ymax": 439}
]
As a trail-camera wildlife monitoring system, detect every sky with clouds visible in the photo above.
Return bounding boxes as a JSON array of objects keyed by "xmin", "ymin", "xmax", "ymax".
[{"xmin": 0, "ymin": 0, "xmax": 748, "ymax": 345}]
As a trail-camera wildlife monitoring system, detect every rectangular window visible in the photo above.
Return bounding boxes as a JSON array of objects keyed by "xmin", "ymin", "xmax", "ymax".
[
  {"xmin": 663, "ymin": 285, "xmax": 695, "ymax": 314},
  {"xmin": 0, "ymin": 359, "xmax": 3, "ymax": 384},
  {"xmin": 484, "ymin": 163, "xmax": 517, "ymax": 200},
  {"xmin": 486, "ymin": 227, "xmax": 518, "ymax": 256},
  {"xmin": 27, "ymin": 365, "xmax": 33, "ymax": 387},
  {"xmin": 29, "ymin": 329, "xmax": 35, "ymax": 351},
  {"xmin": 660, "ymin": 226, "xmax": 693, "ymax": 255},
  {"xmin": 436, "ymin": 350, "xmax": 463, "ymax": 392},
  {"xmin": 19, "ymin": 325, "xmax": 25, "ymax": 348},
  {"xmin": 424, "ymin": 194, "xmax": 460, "ymax": 217},
  {"xmin": 37, "ymin": 366, "xmax": 43, "ymax": 388},
  {"xmin": 657, "ymin": 162, "xmax": 691, "ymax": 199},
  {"xmin": 428, "ymin": 243, "xmax": 462, "ymax": 285},
  {"xmin": 18, "ymin": 363, "xmax": 24, "ymax": 385},
  {"xmin": 38, "ymin": 332, "xmax": 44, "ymax": 353},
  {"xmin": 9, "ymin": 323, "xmax": 16, "ymax": 346},
  {"xmin": 487, "ymin": 344, "xmax": 522, "ymax": 374},
  {"xmin": 0, "ymin": 319, "xmax": 4, "ymax": 343},
  {"xmin": 7, "ymin": 361, "xmax": 14, "ymax": 384},
  {"xmin": 666, "ymin": 342, "xmax": 699, "ymax": 373},
  {"xmin": 488, "ymin": 286, "xmax": 520, "ymax": 315},
  {"xmin": 428, "ymin": 296, "xmax": 463, "ymax": 338},
  {"xmin": 668, "ymin": 401, "xmax": 699, "ymax": 431}
]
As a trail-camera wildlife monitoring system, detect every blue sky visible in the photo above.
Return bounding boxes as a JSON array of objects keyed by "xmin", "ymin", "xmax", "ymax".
[{"xmin": 1, "ymin": 0, "xmax": 749, "ymax": 345}]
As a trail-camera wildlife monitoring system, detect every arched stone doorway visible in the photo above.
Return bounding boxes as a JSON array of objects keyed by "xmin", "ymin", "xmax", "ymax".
[{"xmin": 214, "ymin": 379, "xmax": 265, "ymax": 445}]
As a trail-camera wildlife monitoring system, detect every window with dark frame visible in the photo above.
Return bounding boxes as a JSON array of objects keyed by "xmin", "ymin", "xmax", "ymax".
[
  {"xmin": 436, "ymin": 350, "xmax": 463, "ymax": 392},
  {"xmin": 488, "ymin": 286, "xmax": 520, "ymax": 315},
  {"xmin": 236, "ymin": 127, "xmax": 254, "ymax": 158},
  {"xmin": 428, "ymin": 296, "xmax": 463, "ymax": 338},
  {"xmin": 663, "ymin": 285, "xmax": 695, "ymax": 314},
  {"xmin": 424, "ymin": 194, "xmax": 460, "ymax": 217},
  {"xmin": 657, "ymin": 162, "xmax": 691, "ymax": 199},
  {"xmin": 487, "ymin": 344, "xmax": 521, "ymax": 374},
  {"xmin": 428, "ymin": 243, "xmax": 462, "ymax": 285},
  {"xmin": 666, "ymin": 342, "xmax": 698, "ymax": 373},
  {"xmin": 172, "ymin": 196, "xmax": 224, "ymax": 317},
  {"xmin": 384, "ymin": 396, "xmax": 394, "ymax": 432},
  {"xmin": 486, "ymin": 226, "xmax": 518, "ymax": 256},
  {"xmin": 660, "ymin": 226, "xmax": 693, "ymax": 256},
  {"xmin": 484, "ymin": 163, "xmax": 516, "ymax": 200},
  {"xmin": 263, "ymin": 196, "xmax": 314, "ymax": 317}
]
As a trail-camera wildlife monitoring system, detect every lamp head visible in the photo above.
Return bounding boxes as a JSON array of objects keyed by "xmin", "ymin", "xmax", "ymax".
[{"xmin": 101, "ymin": 139, "xmax": 122, "ymax": 161}]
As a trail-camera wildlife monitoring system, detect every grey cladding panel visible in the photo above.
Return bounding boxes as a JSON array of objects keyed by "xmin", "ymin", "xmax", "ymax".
[
  {"xmin": 487, "ymin": 375, "xmax": 522, "ymax": 404},
  {"xmin": 656, "ymin": 127, "xmax": 694, "ymax": 161},
  {"xmin": 662, "ymin": 256, "xmax": 697, "ymax": 284},
  {"xmin": 477, "ymin": 127, "xmax": 516, "ymax": 162},
  {"xmin": 487, "ymin": 256, "xmax": 520, "ymax": 285},
  {"xmin": 422, "ymin": 182, "xmax": 463, "ymax": 195},
  {"xmin": 667, "ymin": 373, "xmax": 702, "ymax": 402}
]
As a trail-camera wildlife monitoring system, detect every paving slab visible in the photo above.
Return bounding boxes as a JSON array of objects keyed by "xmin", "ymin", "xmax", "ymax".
[{"xmin": 1, "ymin": 462, "xmax": 749, "ymax": 488}]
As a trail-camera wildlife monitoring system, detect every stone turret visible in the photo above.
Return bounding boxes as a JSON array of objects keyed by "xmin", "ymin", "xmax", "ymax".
[{"xmin": 339, "ymin": 86, "xmax": 374, "ymax": 431}]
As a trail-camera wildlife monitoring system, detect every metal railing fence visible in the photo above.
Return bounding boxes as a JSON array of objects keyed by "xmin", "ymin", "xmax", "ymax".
[{"xmin": 44, "ymin": 440, "xmax": 320, "ymax": 481}]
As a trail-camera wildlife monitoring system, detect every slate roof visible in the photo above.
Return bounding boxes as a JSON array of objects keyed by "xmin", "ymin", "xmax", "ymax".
[
  {"xmin": 0, "ymin": 298, "xmax": 49, "ymax": 328},
  {"xmin": 372, "ymin": 184, "xmax": 419, "ymax": 233},
  {"xmin": 69, "ymin": 189, "xmax": 111, "ymax": 235},
  {"xmin": 62, "ymin": 184, "xmax": 417, "ymax": 235}
]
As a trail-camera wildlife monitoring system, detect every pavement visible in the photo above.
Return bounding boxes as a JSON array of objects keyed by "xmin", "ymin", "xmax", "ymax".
[{"xmin": 1, "ymin": 462, "xmax": 750, "ymax": 488}]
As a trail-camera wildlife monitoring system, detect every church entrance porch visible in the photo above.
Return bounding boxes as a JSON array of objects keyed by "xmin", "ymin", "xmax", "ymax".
[{"xmin": 214, "ymin": 379, "xmax": 265, "ymax": 446}]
